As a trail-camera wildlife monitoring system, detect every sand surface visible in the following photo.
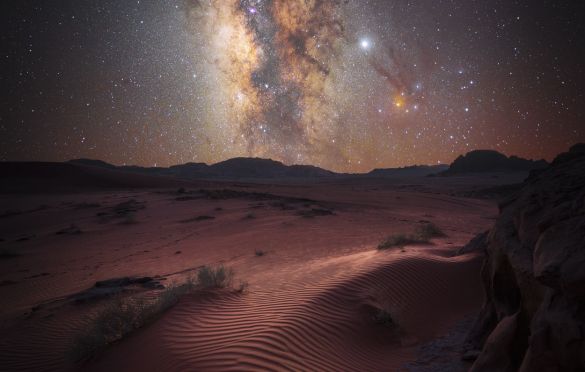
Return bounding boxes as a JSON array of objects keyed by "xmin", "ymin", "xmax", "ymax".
[{"xmin": 0, "ymin": 176, "xmax": 501, "ymax": 371}]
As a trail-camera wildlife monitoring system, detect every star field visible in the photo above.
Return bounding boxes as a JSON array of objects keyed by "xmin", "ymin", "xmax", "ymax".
[{"xmin": 2, "ymin": 0, "xmax": 584, "ymax": 172}]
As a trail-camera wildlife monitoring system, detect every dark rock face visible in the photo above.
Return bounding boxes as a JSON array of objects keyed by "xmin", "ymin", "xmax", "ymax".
[
  {"xmin": 442, "ymin": 150, "xmax": 548, "ymax": 175},
  {"xmin": 467, "ymin": 144, "xmax": 585, "ymax": 371}
]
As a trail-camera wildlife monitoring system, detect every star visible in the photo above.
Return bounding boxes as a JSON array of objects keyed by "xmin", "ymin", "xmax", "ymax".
[{"xmin": 360, "ymin": 38, "xmax": 371, "ymax": 50}]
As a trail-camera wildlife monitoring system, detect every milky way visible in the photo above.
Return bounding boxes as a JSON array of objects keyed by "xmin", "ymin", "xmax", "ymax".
[
  {"xmin": 186, "ymin": 0, "xmax": 347, "ymax": 166},
  {"xmin": 185, "ymin": 0, "xmax": 452, "ymax": 169},
  {"xmin": 2, "ymin": 1, "xmax": 584, "ymax": 172}
]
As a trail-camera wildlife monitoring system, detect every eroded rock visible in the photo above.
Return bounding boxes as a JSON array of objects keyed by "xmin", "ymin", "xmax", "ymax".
[{"xmin": 468, "ymin": 144, "xmax": 585, "ymax": 371}]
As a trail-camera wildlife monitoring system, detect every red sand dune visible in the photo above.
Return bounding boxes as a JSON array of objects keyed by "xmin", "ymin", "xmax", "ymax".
[
  {"xmin": 0, "ymin": 174, "xmax": 503, "ymax": 371},
  {"xmin": 90, "ymin": 250, "xmax": 483, "ymax": 371}
]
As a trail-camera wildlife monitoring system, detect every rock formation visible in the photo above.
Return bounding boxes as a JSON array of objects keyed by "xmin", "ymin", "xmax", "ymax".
[
  {"xmin": 467, "ymin": 144, "xmax": 585, "ymax": 371},
  {"xmin": 442, "ymin": 150, "xmax": 548, "ymax": 175}
]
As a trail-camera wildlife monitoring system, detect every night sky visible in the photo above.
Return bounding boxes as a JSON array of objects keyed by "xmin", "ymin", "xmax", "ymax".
[{"xmin": 2, "ymin": 0, "xmax": 584, "ymax": 172}]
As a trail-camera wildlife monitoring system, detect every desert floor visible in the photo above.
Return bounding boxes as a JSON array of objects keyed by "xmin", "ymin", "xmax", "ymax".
[{"xmin": 0, "ymin": 175, "xmax": 519, "ymax": 371}]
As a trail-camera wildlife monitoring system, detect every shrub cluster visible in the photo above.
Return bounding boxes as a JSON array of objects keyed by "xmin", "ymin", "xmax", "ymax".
[
  {"xmin": 377, "ymin": 223, "xmax": 446, "ymax": 250},
  {"xmin": 71, "ymin": 265, "xmax": 240, "ymax": 363}
]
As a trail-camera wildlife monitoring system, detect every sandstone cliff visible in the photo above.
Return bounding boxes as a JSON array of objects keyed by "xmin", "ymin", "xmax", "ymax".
[{"xmin": 467, "ymin": 144, "xmax": 585, "ymax": 371}]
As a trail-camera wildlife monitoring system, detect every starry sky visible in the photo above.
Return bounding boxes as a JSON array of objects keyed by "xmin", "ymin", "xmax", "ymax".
[{"xmin": 2, "ymin": 0, "xmax": 584, "ymax": 172}]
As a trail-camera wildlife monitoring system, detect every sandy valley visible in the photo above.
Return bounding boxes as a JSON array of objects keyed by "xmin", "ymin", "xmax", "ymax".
[{"xmin": 0, "ymin": 173, "xmax": 504, "ymax": 371}]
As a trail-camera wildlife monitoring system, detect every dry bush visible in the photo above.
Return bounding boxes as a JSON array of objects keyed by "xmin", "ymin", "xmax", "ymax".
[
  {"xmin": 378, "ymin": 223, "xmax": 446, "ymax": 250},
  {"xmin": 71, "ymin": 265, "xmax": 243, "ymax": 363},
  {"xmin": 377, "ymin": 234, "xmax": 420, "ymax": 250},
  {"xmin": 373, "ymin": 308, "xmax": 394, "ymax": 327},
  {"xmin": 70, "ymin": 282, "xmax": 192, "ymax": 363},
  {"xmin": 414, "ymin": 222, "xmax": 446, "ymax": 240},
  {"xmin": 197, "ymin": 265, "xmax": 234, "ymax": 289}
]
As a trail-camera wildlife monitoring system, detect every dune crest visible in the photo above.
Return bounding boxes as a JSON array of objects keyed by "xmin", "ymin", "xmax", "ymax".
[{"xmin": 90, "ymin": 249, "xmax": 483, "ymax": 371}]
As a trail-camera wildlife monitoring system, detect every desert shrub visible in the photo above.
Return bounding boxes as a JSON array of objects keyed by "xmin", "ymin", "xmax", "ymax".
[
  {"xmin": 373, "ymin": 308, "xmax": 394, "ymax": 327},
  {"xmin": 414, "ymin": 222, "xmax": 446, "ymax": 240},
  {"xmin": 197, "ymin": 265, "xmax": 234, "ymax": 289},
  {"xmin": 70, "ymin": 283, "xmax": 190, "ymax": 363},
  {"xmin": 377, "ymin": 234, "xmax": 420, "ymax": 250},
  {"xmin": 71, "ymin": 266, "xmax": 240, "ymax": 363},
  {"xmin": 378, "ymin": 223, "xmax": 446, "ymax": 250},
  {"xmin": 236, "ymin": 280, "xmax": 249, "ymax": 294}
]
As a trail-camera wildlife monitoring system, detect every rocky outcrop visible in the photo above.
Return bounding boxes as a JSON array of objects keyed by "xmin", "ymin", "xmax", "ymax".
[
  {"xmin": 456, "ymin": 231, "xmax": 489, "ymax": 256},
  {"xmin": 441, "ymin": 150, "xmax": 548, "ymax": 175},
  {"xmin": 466, "ymin": 144, "xmax": 585, "ymax": 371}
]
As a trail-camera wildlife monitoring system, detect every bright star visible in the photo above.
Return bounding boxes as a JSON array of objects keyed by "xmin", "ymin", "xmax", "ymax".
[
  {"xmin": 360, "ymin": 39, "xmax": 371, "ymax": 50},
  {"xmin": 393, "ymin": 95, "xmax": 405, "ymax": 108}
]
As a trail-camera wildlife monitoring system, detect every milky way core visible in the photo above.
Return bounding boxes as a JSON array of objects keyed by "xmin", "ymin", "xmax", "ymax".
[{"xmin": 186, "ymin": 0, "xmax": 348, "ymax": 167}]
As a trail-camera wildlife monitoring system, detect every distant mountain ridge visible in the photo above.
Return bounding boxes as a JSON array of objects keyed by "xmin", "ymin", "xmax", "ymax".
[
  {"xmin": 0, "ymin": 149, "xmax": 562, "ymax": 193},
  {"xmin": 69, "ymin": 151, "xmax": 546, "ymax": 180},
  {"xmin": 440, "ymin": 150, "xmax": 548, "ymax": 175},
  {"xmin": 0, "ymin": 161, "xmax": 195, "ymax": 193},
  {"xmin": 69, "ymin": 157, "xmax": 335, "ymax": 180}
]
